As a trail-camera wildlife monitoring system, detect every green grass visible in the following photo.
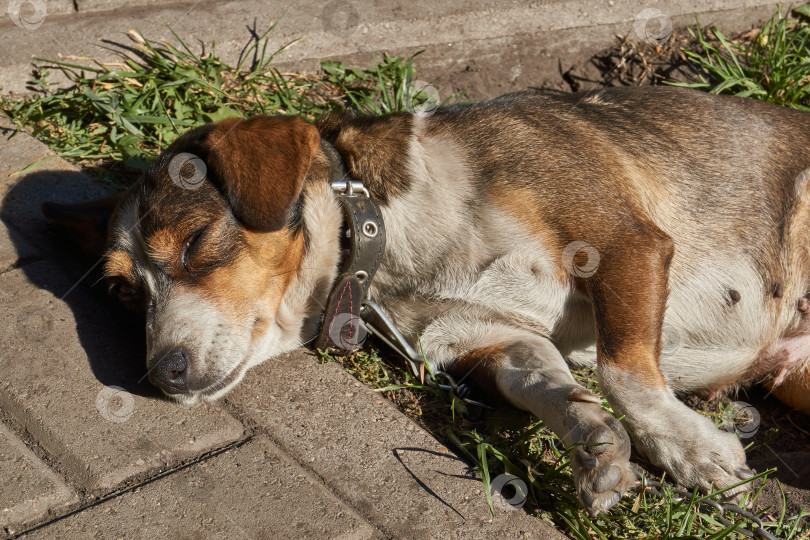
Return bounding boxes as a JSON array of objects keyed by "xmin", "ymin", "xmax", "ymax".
[
  {"xmin": 0, "ymin": 23, "xmax": 459, "ymax": 187},
  {"xmin": 319, "ymin": 348, "xmax": 807, "ymax": 539},
  {"xmin": 670, "ymin": 4, "xmax": 810, "ymax": 110},
  {"xmin": 2, "ymin": 14, "xmax": 809, "ymax": 540}
]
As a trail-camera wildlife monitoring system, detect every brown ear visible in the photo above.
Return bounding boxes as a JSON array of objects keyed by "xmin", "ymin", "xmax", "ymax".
[
  {"xmin": 42, "ymin": 194, "xmax": 123, "ymax": 258},
  {"xmin": 204, "ymin": 116, "xmax": 321, "ymax": 231}
]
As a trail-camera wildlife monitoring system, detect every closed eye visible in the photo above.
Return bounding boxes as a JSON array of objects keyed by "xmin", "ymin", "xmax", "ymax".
[{"xmin": 181, "ymin": 225, "xmax": 208, "ymax": 272}]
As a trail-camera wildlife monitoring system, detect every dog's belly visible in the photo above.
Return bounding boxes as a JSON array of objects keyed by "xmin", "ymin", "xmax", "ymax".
[
  {"xmin": 560, "ymin": 249, "xmax": 810, "ymax": 392},
  {"xmin": 657, "ymin": 253, "xmax": 770, "ymax": 390},
  {"xmin": 376, "ymin": 220, "xmax": 799, "ymax": 393},
  {"xmin": 381, "ymin": 247, "xmax": 803, "ymax": 393}
]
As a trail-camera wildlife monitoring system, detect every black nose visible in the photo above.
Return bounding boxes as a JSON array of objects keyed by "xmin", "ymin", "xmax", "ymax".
[{"xmin": 148, "ymin": 347, "xmax": 190, "ymax": 393}]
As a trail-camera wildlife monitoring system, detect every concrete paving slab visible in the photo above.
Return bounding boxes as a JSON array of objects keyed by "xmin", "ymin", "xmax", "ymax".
[
  {"xmin": 75, "ymin": 0, "xmax": 189, "ymax": 13},
  {"xmin": 225, "ymin": 350, "xmax": 567, "ymax": 539},
  {"xmin": 0, "ymin": 116, "xmax": 68, "ymax": 187},
  {"xmin": 0, "ymin": 0, "xmax": 782, "ymax": 97},
  {"xmin": 23, "ymin": 437, "xmax": 379, "ymax": 539},
  {"xmin": 0, "ymin": 260, "xmax": 247, "ymax": 494},
  {"xmin": 0, "ymin": 421, "xmax": 77, "ymax": 536},
  {"xmin": 0, "ymin": 117, "xmax": 102, "ymax": 271},
  {"xmin": 0, "ymin": 116, "xmax": 67, "ymax": 271},
  {"xmin": 0, "ymin": 168, "xmax": 110, "ymax": 266},
  {"xmin": 0, "ymin": 217, "xmax": 38, "ymax": 273},
  {"xmin": 3, "ymin": 0, "xmax": 74, "ymax": 20}
]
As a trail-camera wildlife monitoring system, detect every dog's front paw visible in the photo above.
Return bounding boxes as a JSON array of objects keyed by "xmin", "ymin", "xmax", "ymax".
[
  {"xmin": 570, "ymin": 414, "xmax": 636, "ymax": 516},
  {"xmin": 627, "ymin": 398, "xmax": 754, "ymax": 501}
]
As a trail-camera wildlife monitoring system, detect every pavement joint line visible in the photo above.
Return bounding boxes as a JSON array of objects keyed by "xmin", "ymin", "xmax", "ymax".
[
  {"xmin": 8, "ymin": 432, "xmax": 256, "ymax": 539},
  {"xmin": 0, "ymin": 391, "xmax": 89, "ymax": 501},
  {"xmin": 0, "ymin": 255, "xmax": 44, "ymax": 275},
  {"xmin": 0, "ymin": 316, "xmax": 252, "ymax": 536},
  {"xmin": 217, "ymin": 394, "xmax": 374, "ymax": 521},
  {"xmin": 25, "ymin": 410, "xmax": 214, "ymax": 513},
  {"xmin": 0, "ymin": 422, "xmax": 77, "ymax": 538},
  {"xmin": 2, "ymin": 271, "xmax": 158, "ymax": 498},
  {"xmin": 219, "ymin": 376, "xmax": 464, "ymax": 539}
]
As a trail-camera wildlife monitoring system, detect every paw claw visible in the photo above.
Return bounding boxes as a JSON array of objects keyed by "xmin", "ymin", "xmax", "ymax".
[{"xmin": 735, "ymin": 466, "xmax": 755, "ymax": 480}]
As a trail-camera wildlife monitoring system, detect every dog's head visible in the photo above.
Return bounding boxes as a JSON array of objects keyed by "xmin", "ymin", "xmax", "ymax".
[{"xmin": 49, "ymin": 116, "xmax": 341, "ymax": 403}]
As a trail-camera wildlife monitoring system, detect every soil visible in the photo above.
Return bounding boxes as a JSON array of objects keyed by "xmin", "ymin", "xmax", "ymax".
[{"xmin": 558, "ymin": 30, "xmax": 706, "ymax": 92}]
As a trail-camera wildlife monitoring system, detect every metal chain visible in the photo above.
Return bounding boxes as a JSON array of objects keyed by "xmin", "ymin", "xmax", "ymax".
[{"xmin": 360, "ymin": 299, "xmax": 494, "ymax": 409}]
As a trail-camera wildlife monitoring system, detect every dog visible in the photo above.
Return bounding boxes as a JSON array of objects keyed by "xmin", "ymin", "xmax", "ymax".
[{"xmin": 45, "ymin": 86, "xmax": 810, "ymax": 515}]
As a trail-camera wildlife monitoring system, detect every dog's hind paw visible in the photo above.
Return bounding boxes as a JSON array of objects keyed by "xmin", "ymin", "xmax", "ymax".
[{"xmin": 570, "ymin": 415, "xmax": 636, "ymax": 516}]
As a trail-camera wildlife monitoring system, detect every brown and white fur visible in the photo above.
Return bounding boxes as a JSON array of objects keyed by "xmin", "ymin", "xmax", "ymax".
[{"xmin": 50, "ymin": 86, "xmax": 810, "ymax": 516}]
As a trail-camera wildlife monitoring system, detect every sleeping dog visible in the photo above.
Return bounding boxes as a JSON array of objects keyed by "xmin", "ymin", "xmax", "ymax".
[{"xmin": 48, "ymin": 86, "xmax": 810, "ymax": 515}]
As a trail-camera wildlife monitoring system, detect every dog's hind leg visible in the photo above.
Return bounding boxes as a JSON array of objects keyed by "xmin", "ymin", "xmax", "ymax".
[{"xmin": 448, "ymin": 335, "xmax": 636, "ymax": 516}]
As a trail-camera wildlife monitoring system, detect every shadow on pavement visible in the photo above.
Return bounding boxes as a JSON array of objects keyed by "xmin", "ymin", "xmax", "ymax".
[{"xmin": 0, "ymin": 169, "xmax": 160, "ymax": 399}]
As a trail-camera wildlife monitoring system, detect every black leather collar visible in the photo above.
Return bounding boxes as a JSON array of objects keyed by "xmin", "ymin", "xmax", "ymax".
[{"xmin": 314, "ymin": 141, "xmax": 386, "ymax": 352}]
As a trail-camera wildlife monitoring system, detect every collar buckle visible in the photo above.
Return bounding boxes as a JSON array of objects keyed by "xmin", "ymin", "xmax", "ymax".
[{"xmin": 330, "ymin": 179, "xmax": 370, "ymax": 198}]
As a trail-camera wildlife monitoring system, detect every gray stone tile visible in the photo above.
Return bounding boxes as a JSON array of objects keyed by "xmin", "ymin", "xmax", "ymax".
[
  {"xmin": 0, "ymin": 260, "xmax": 246, "ymax": 493},
  {"xmin": 0, "ymin": 421, "xmax": 77, "ymax": 535},
  {"xmin": 24, "ymin": 437, "xmax": 380, "ymax": 539},
  {"xmin": 226, "ymin": 350, "xmax": 567, "ymax": 539}
]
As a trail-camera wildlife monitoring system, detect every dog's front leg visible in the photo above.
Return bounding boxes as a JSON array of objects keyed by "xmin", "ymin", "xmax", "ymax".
[
  {"xmin": 588, "ymin": 226, "xmax": 753, "ymax": 500},
  {"xmin": 450, "ymin": 335, "xmax": 636, "ymax": 515}
]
